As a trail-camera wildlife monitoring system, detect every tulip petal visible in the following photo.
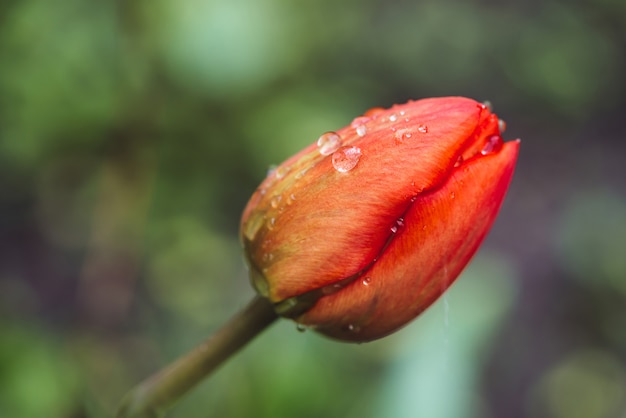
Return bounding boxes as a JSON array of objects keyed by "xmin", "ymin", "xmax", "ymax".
[
  {"xmin": 298, "ymin": 139, "xmax": 520, "ymax": 341},
  {"xmin": 242, "ymin": 97, "xmax": 501, "ymax": 304}
]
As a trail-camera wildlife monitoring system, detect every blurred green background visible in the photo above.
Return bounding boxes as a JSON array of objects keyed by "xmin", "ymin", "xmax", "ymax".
[{"xmin": 1, "ymin": 0, "xmax": 625, "ymax": 417}]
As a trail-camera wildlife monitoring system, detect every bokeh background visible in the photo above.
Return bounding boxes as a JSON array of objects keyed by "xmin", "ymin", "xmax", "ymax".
[{"xmin": 1, "ymin": 0, "xmax": 625, "ymax": 417}]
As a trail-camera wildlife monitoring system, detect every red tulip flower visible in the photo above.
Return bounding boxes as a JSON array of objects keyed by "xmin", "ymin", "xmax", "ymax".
[
  {"xmin": 241, "ymin": 97, "xmax": 519, "ymax": 342},
  {"xmin": 119, "ymin": 97, "xmax": 520, "ymax": 417}
]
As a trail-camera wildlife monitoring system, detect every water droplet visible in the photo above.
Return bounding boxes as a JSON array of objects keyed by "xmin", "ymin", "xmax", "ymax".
[
  {"xmin": 481, "ymin": 135, "xmax": 503, "ymax": 155},
  {"xmin": 482, "ymin": 100, "xmax": 493, "ymax": 111},
  {"xmin": 389, "ymin": 114, "xmax": 398, "ymax": 122},
  {"xmin": 332, "ymin": 146, "xmax": 362, "ymax": 173},
  {"xmin": 453, "ymin": 155, "xmax": 464, "ymax": 168},
  {"xmin": 404, "ymin": 117, "xmax": 410, "ymax": 122},
  {"xmin": 275, "ymin": 166, "xmax": 290, "ymax": 179},
  {"xmin": 394, "ymin": 129, "xmax": 413, "ymax": 143},
  {"xmin": 267, "ymin": 217, "xmax": 276, "ymax": 230},
  {"xmin": 270, "ymin": 195, "xmax": 282, "ymax": 209},
  {"xmin": 317, "ymin": 132, "xmax": 342, "ymax": 156},
  {"xmin": 351, "ymin": 116, "xmax": 369, "ymax": 137},
  {"xmin": 362, "ymin": 277, "xmax": 372, "ymax": 286},
  {"xmin": 417, "ymin": 124, "xmax": 428, "ymax": 133},
  {"xmin": 399, "ymin": 110, "xmax": 406, "ymax": 116},
  {"xmin": 347, "ymin": 324, "xmax": 361, "ymax": 333},
  {"xmin": 390, "ymin": 217, "xmax": 405, "ymax": 233},
  {"xmin": 286, "ymin": 193, "xmax": 296, "ymax": 205},
  {"xmin": 296, "ymin": 323, "xmax": 307, "ymax": 333},
  {"xmin": 498, "ymin": 118, "xmax": 507, "ymax": 133},
  {"xmin": 450, "ymin": 192, "xmax": 456, "ymax": 199}
]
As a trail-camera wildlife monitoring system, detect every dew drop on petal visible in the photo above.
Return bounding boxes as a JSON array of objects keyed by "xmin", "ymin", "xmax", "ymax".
[
  {"xmin": 417, "ymin": 124, "xmax": 428, "ymax": 133},
  {"xmin": 332, "ymin": 146, "xmax": 362, "ymax": 173},
  {"xmin": 394, "ymin": 129, "xmax": 413, "ymax": 143},
  {"xmin": 267, "ymin": 216, "xmax": 276, "ymax": 230},
  {"xmin": 481, "ymin": 135, "xmax": 503, "ymax": 155},
  {"xmin": 351, "ymin": 116, "xmax": 369, "ymax": 137},
  {"xmin": 390, "ymin": 217, "xmax": 405, "ymax": 233},
  {"xmin": 454, "ymin": 155, "xmax": 464, "ymax": 168},
  {"xmin": 275, "ymin": 166, "xmax": 290, "ymax": 179},
  {"xmin": 317, "ymin": 132, "xmax": 342, "ymax": 156},
  {"xmin": 362, "ymin": 277, "xmax": 372, "ymax": 286},
  {"xmin": 270, "ymin": 195, "xmax": 282, "ymax": 209},
  {"xmin": 296, "ymin": 323, "xmax": 307, "ymax": 333},
  {"xmin": 482, "ymin": 100, "xmax": 493, "ymax": 111},
  {"xmin": 450, "ymin": 192, "xmax": 456, "ymax": 199},
  {"xmin": 389, "ymin": 113, "xmax": 398, "ymax": 122}
]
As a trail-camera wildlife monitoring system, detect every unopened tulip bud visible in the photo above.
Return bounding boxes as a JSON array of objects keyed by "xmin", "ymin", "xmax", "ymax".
[{"xmin": 240, "ymin": 97, "xmax": 519, "ymax": 342}]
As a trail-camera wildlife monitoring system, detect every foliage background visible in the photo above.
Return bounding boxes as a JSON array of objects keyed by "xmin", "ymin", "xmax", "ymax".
[{"xmin": 1, "ymin": 0, "xmax": 625, "ymax": 417}]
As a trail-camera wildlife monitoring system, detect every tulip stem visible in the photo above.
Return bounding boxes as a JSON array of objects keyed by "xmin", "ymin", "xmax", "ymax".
[{"xmin": 116, "ymin": 296, "xmax": 278, "ymax": 418}]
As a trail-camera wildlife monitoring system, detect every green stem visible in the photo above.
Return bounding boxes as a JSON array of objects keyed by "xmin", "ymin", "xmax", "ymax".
[{"xmin": 116, "ymin": 296, "xmax": 278, "ymax": 418}]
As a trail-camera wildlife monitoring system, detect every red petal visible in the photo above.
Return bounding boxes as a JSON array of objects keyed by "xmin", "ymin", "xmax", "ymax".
[
  {"xmin": 299, "ymin": 139, "xmax": 519, "ymax": 341},
  {"xmin": 242, "ymin": 98, "xmax": 501, "ymax": 303}
]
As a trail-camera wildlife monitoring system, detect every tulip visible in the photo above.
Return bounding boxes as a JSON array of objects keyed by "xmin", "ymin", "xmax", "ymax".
[
  {"xmin": 241, "ymin": 96, "xmax": 519, "ymax": 342},
  {"xmin": 118, "ymin": 97, "xmax": 519, "ymax": 417}
]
